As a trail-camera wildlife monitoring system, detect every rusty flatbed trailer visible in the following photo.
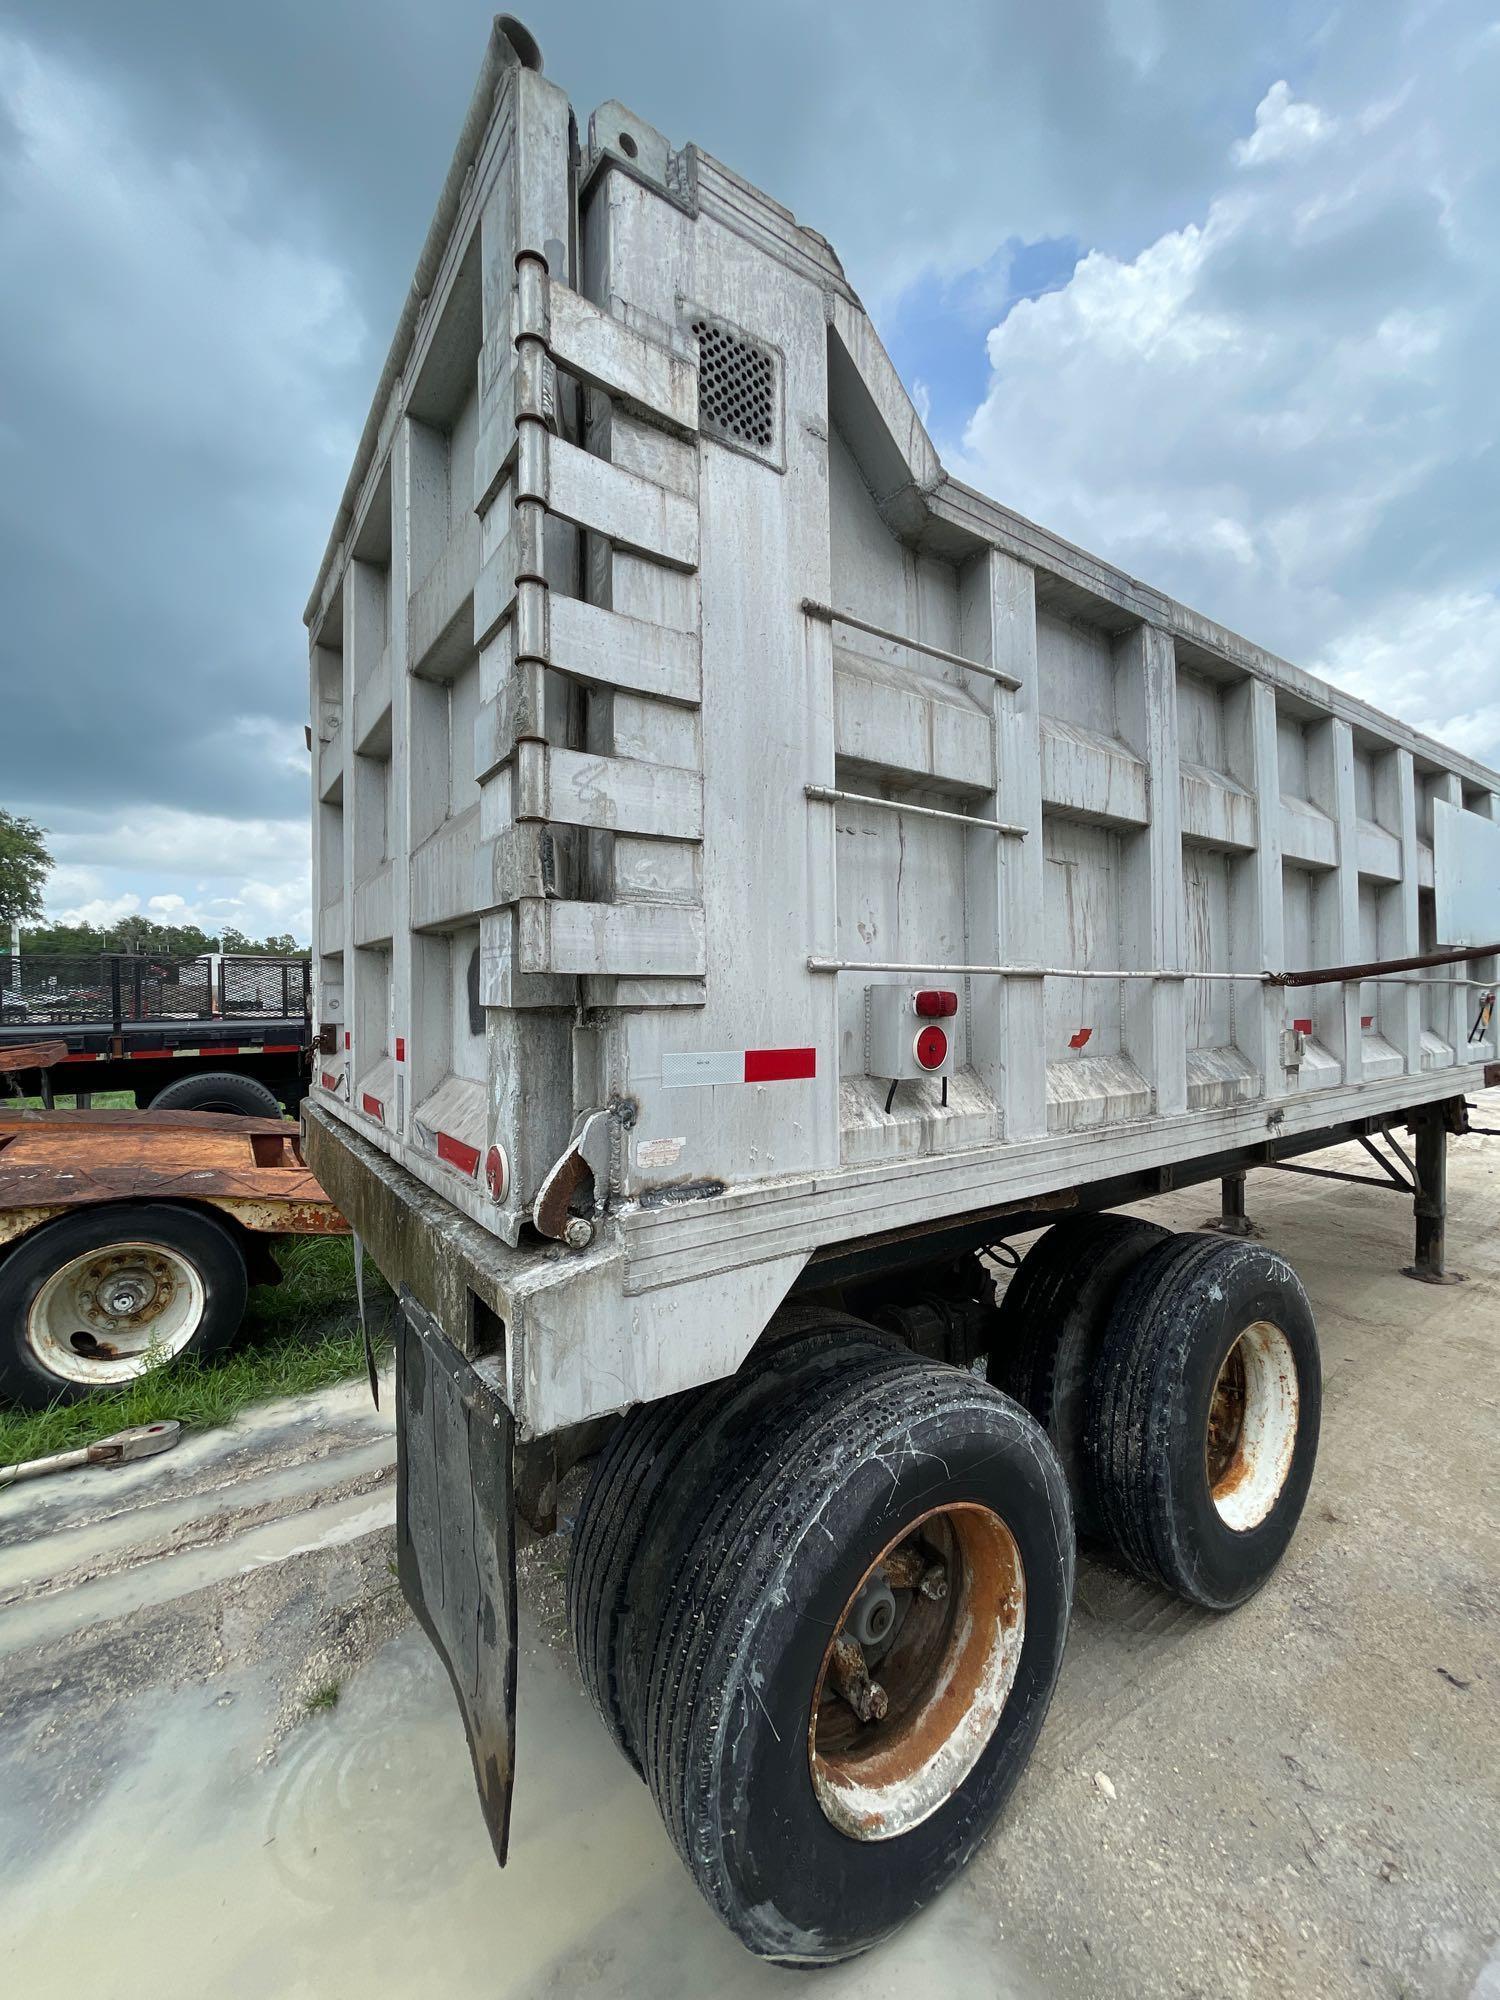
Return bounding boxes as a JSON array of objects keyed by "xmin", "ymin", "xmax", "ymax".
[{"xmin": 0, "ymin": 1106, "xmax": 346, "ymax": 1408}]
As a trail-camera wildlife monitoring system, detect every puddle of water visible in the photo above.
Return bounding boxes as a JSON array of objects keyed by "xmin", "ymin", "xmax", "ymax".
[{"xmin": 0, "ymin": 1613, "xmax": 1038, "ymax": 2000}]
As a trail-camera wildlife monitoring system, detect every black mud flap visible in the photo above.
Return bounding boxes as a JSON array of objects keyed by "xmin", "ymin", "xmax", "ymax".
[{"xmin": 395, "ymin": 1287, "xmax": 517, "ymax": 1865}]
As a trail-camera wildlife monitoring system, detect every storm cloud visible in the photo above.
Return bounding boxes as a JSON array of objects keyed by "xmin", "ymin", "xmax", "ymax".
[{"xmin": 1, "ymin": 0, "xmax": 1495, "ymax": 939}]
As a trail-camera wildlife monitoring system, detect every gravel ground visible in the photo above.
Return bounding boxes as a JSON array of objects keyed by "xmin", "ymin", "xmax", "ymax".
[{"xmin": 0, "ymin": 1132, "xmax": 1495, "ymax": 1999}]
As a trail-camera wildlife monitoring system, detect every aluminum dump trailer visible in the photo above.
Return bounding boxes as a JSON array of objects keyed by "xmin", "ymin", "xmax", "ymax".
[{"xmin": 302, "ymin": 16, "xmax": 1500, "ymax": 1965}]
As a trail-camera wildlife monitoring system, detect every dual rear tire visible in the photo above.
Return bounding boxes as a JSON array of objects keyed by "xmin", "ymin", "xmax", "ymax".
[
  {"xmin": 992, "ymin": 1218, "xmax": 1322, "ymax": 1609},
  {"xmin": 568, "ymin": 1221, "xmax": 1322, "ymax": 1964},
  {"xmin": 568, "ymin": 1322, "xmax": 1074, "ymax": 1964}
]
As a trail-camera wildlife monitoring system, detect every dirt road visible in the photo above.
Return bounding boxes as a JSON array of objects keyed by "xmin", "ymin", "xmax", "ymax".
[{"xmin": 2, "ymin": 1135, "xmax": 1496, "ymax": 1998}]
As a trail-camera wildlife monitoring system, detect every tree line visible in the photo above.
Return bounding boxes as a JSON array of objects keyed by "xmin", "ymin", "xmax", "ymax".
[
  {"xmin": 17, "ymin": 919, "xmax": 303, "ymax": 959},
  {"xmin": 0, "ymin": 810, "xmax": 304, "ymax": 960}
]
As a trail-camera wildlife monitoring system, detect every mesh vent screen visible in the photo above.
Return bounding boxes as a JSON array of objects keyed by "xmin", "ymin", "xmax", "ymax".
[{"xmin": 692, "ymin": 317, "xmax": 776, "ymax": 452}]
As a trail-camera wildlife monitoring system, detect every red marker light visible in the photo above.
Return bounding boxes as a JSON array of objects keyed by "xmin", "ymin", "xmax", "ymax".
[
  {"xmin": 914, "ymin": 989, "xmax": 958, "ymax": 1018},
  {"xmin": 914, "ymin": 1024, "xmax": 948, "ymax": 1070}
]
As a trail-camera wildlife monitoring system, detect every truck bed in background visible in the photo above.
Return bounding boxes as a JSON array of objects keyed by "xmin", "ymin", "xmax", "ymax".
[{"xmin": 0, "ymin": 954, "xmax": 310, "ymax": 1113}]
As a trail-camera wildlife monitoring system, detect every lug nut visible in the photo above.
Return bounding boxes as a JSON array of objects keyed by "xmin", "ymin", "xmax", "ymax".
[
  {"xmin": 918, "ymin": 1563, "xmax": 949, "ymax": 1601},
  {"xmin": 828, "ymin": 1634, "xmax": 888, "ymax": 1723}
]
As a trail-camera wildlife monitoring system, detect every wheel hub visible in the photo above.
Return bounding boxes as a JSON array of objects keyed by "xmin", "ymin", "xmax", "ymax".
[{"xmin": 25, "ymin": 1239, "xmax": 205, "ymax": 1386}]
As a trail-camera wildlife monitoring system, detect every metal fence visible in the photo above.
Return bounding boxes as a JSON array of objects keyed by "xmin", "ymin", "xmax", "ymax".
[{"xmin": 1, "ymin": 954, "xmax": 309, "ymax": 1029}]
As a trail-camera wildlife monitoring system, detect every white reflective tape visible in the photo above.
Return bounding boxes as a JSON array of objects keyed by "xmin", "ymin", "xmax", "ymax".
[{"xmin": 662, "ymin": 1050, "xmax": 740, "ymax": 1088}]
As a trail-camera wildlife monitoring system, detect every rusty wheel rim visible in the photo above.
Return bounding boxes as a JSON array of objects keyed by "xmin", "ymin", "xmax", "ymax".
[
  {"xmin": 1205, "ymin": 1319, "xmax": 1299, "ymax": 1532},
  {"xmin": 26, "ymin": 1242, "xmax": 205, "ymax": 1386},
  {"xmin": 807, "ymin": 1502, "xmax": 1026, "ymax": 1842}
]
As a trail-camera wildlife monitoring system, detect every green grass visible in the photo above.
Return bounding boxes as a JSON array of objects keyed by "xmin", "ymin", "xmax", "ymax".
[
  {"xmin": 0, "ymin": 1236, "xmax": 392, "ymax": 1472},
  {"xmin": 304, "ymin": 1680, "xmax": 342, "ymax": 1714},
  {"xmin": 4, "ymin": 1088, "xmax": 137, "ymax": 1110}
]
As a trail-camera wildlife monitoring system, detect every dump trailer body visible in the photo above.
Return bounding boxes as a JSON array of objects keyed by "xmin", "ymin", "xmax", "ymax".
[
  {"xmin": 301, "ymin": 19, "xmax": 1500, "ymax": 1938},
  {"xmin": 305, "ymin": 23, "xmax": 1500, "ymax": 1437}
]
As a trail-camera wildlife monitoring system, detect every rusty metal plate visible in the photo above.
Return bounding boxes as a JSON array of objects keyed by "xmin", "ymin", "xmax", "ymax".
[
  {"xmin": 0, "ymin": 1040, "xmax": 68, "ymax": 1075},
  {"xmin": 0, "ymin": 1109, "xmax": 346, "ymax": 1237},
  {"xmin": 395, "ymin": 1288, "xmax": 517, "ymax": 1866}
]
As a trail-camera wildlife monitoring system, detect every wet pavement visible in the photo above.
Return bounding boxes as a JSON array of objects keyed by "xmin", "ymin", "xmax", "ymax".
[
  {"xmin": 2, "ymin": 1617, "xmax": 1036, "ymax": 2000},
  {"xmin": 2, "ymin": 1134, "xmax": 1498, "ymax": 1998}
]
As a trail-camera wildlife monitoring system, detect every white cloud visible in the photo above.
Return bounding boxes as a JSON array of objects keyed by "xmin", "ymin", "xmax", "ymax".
[
  {"xmin": 1233, "ymin": 81, "xmax": 1334, "ymax": 167},
  {"xmin": 957, "ymin": 20, "xmax": 1500, "ymax": 766},
  {"xmin": 53, "ymin": 893, "xmax": 144, "ymax": 931},
  {"xmin": 35, "ymin": 808, "xmax": 311, "ymax": 944},
  {"xmin": 1313, "ymin": 589, "xmax": 1500, "ymax": 758},
  {"xmin": 47, "ymin": 809, "xmax": 308, "ymax": 879}
]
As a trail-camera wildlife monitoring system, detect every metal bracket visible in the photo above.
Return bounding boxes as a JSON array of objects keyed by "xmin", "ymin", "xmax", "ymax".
[
  {"xmin": 532, "ymin": 1106, "xmax": 612, "ymax": 1244},
  {"xmin": 1267, "ymin": 1128, "xmax": 1418, "ymax": 1197}
]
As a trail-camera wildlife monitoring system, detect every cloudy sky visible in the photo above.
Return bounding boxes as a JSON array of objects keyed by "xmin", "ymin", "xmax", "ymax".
[{"xmin": 2, "ymin": 1, "xmax": 1496, "ymax": 944}]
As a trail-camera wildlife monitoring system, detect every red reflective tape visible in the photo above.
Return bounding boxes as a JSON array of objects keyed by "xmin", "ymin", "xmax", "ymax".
[
  {"xmin": 394, "ymin": 1037, "xmax": 406, "ymax": 1062},
  {"xmin": 58, "ymin": 1052, "xmax": 109, "ymax": 1063},
  {"xmin": 361, "ymin": 1093, "xmax": 383, "ymax": 1121},
  {"xmin": 1068, "ymin": 1027, "xmax": 1092, "ymax": 1050},
  {"xmin": 743, "ymin": 1046, "xmax": 816, "ymax": 1083},
  {"xmin": 125, "ymin": 1047, "xmax": 172, "ymax": 1060},
  {"xmin": 343, "ymin": 1031, "xmax": 350, "ymax": 1050},
  {"xmin": 321, "ymin": 1072, "xmax": 339, "ymax": 1091},
  {"xmin": 1361, "ymin": 1015, "xmax": 1374, "ymax": 1029},
  {"xmin": 1293, "ymin": 1017, "xmax": 1313, "ymax": 1035},
  {"xmin": 437, "ymin": 1131, "xmax": 480, "ymax": 1177},
  {"xmin": 259, "ymin": 1043, "xmax": 304, "ymax": 1054}
]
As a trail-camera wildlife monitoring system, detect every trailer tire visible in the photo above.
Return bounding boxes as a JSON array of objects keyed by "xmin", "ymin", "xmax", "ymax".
[
  {"xmin": 1086, "ymin": 1234, "xmax": 1321, "ymax": 1609},
  {"xmin": 989, "ymin": 1212, "xmax": 1171, "ymax": 1538},
  {"xmin": 636, "ymin": 1353, "xmax": 1074, "ymax": 1965},
  {"xmin": 567, "ymin": 1311, "xmax": 901, "ymax": 1770},
  {"xmin": 148, "ymin": 1070, "xmax": 282, "ymax": 1116},
  {"xmin": 0, "ymin": 1202, "xmax": 248, "ymax": 1408}
]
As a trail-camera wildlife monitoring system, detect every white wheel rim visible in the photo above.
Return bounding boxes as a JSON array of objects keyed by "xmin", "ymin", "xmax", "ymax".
[
  {"xmin": 26, "ymin": 1239, "xmax": 207, "ymax": 1386},
  {"xmin": 1205, "ymin": 1319, "xmax": 1300, "ymax": 1531}
]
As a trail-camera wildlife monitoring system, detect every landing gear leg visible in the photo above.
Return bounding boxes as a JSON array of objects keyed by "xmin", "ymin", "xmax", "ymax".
[
  {"xmin": 1403, "ymin": 1106, "xmax": 1465, "ymax": 1285},
  {"xmin": 1203, "ymin": 1172, "xmax": 1259, "ymax": 1238}
]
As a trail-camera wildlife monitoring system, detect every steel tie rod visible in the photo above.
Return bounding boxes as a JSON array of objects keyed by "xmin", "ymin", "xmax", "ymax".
[
  {"xmin": 804, "ymin": 786, "xmax": 1028, "ymax": 839},
  {"xmin": 800, "ymin": 598, "xmax": 1023, "ymax": 692}
]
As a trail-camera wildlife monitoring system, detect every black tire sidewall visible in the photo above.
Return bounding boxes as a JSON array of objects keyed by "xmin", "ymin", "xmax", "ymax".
[
  {"xmin": 1153, "ymin": 1255, "xmax": 1322, "ymax": 1609},
  {"xmin": 149, "ymin": 1071, "xmax": 281, "ymax": 1115},
  {"xmin": 1038, "ymin": 1222, "xmax": 1170, "ymax": 1536},
  {"xmin": 992, "ymin": 1215, "xmax": 1169, "ymax": 1541},
  {"xmin": 690, "ymin": 1393, "xmax": 1072, "ymax": 1962},
  {"xmin": 613, "ymin": 1324, "xmax": 906, "ymax": 1763},
  {"xmin": 0, "ymin": 1202, "xmax": 248, "ymax": 1407}
]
